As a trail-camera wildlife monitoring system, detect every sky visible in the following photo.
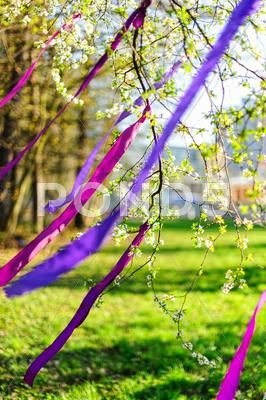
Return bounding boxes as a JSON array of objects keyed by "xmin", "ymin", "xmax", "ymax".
[{"xmin": 166, "ymin": 24, "xmax": 266, "ymax": 147}]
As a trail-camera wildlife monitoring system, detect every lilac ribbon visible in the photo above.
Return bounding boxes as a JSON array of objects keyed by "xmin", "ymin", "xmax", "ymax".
[
  {"xmin": 0, "ymin": 0, "xmax": 152, "ymax": 181},
  {"xmin": 45, "ymin": 60, "xmax": 182, "ymax": 213},
  {"xmin": 217, "ymin": 291, "xmax": 266, "ymax": 400},
  {"xmin": 0, "ymin": 14, "xmax": 81, "ymax": 109},
  {"xmin": 1, "ymin": 106, "xmax": 150, "ymax": 289},
  {"xmin": 24, "ymin": 222, "xmax": 149, "ymax": 385},
  {"xmin": 4, "ymin": 0, "xmax": 260, "ymax": 296}
]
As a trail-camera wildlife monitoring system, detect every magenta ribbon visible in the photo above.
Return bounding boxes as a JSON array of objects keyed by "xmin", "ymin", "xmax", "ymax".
[
  {"xmin": 0, "ymin": 0, "xmax": 152, "ymax": 181},
  {"xmin": 1, "ymin": 57, "xmax": 179, "ymax": 286},
  {"xmin": 217, "ymin": 291, "xmax": 266, "ymax": 400},
  {"xmin": 1, "ymin": 105, "xmax": 150, "ymax": 289},
  {"xmin": 1, "ymin": 63, "xmax": 180, "ymax": 287},
  {"xmin": 0, "ymin": 14, "xmax": 81, "ymax": 109},
  {"xmin": 45, "ymin": 60, "xmax": 182, "ymax": 213},
  {"xmin": 24, "ymin": 222, "xmax": 149, "ymax": 385},
  {"xmin": 4, "ymin": 0, "xmax": 260, "ymax": 296}
]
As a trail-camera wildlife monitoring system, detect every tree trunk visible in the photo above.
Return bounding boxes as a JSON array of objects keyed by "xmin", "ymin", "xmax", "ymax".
[
  {"xmin": 74, "ymin": 108, "xmax": 87, "ymax": 229},
  {"xmin": 7, "ymin": 169, "xmax": 32, "ymax": 233},
  {"xmin": 0, "ymin": 106, "xmax": 17, "ymax": 230}
]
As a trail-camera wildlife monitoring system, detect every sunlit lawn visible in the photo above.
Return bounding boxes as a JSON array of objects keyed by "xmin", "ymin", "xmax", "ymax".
[{"xmin": 0, "ymin": 220, "xmax": 265, "ymax": 399}]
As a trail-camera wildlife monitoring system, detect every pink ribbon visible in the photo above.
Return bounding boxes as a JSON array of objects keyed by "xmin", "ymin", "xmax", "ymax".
[
  {"xmin": 0, "ymin": 14, "xmax": 81, "ymax": 109},
  {"xmin": 24, "ymin": 222, "xmax": 149, "ymax": 385},
  {"xmin": 217, "ymin": 291, "xmax": 266, "ymax": 399},
  {"xmin": 0, "ymin": 105, "xmax": 150, "ymax": 287},
  {"xmin": 4, "ymin": 61, "xmax": 182, "ymax": 295},
  {"xmin": 45, "ymin": 60, "xmax": 182, "ymax": 213}
]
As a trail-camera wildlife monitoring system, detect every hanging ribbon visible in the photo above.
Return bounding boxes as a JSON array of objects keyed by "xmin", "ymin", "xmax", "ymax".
[
  {"xmin": 5, "ymin": 0, "xmax": 261, "ymax": 296},
  {"xmin": 45, "ymin": 60, "xmax": 182, "ymax": 213},
  {"xmin": 23, "ymin": 222, "xmax": 149, "ymax": 385},
  {"xmin": 1, "ymin": 105, "xmax": 150, "ymax": 289},
  {"xmin": 0, "ymin": 0, "xmax": 152, "ymax": 181},
  {"xmin": 217, "ymin": 291, "xmax": 266, "ymax": 400},
  {"xmin": 0, "ymin": 14, "xmax": 81, "ymax": 109}
]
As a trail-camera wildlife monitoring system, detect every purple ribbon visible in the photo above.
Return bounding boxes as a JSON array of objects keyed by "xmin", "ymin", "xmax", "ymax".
[
  {"xmin": 1, "ymin": 106, "xmax": 150, "ymax": 288},
  {"xmin": 4, "ymin": 0, "xmax": 260, "ymax": 296},
  {"xmin": 45, "ymin": 60, "xmax": 182, "ymax": 213},
  {"xmin": 0, "ymin": 0, "xmax": 152, "ymax": 182},
  {"xmin": 0, "ymin": 14, "xmax": 81, "ymax": 109},
  {"xmin": 24, "ymin": 222, "xmax": 149, "ymax": 385},
  {"xmin": 217, "ymin": 291, "xmax": 266, "ymax": 399}
]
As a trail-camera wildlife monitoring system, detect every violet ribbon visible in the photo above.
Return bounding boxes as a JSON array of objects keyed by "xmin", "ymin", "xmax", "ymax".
[
  {"xmin": 0, "ymin": 14, "xmax": 81, "ymax": 109},
  {"xmin": 45, "ymin": 60, "xmax": 182, "ymax": 213},
  {"xmin": 1, "ymin": 105, "xmax": 150, "ymax": 289},
  {"xmin": 23, "ymin": 222, "xmax": 149, "ymax": 386},
  {"xmin": 4, "ymin": 0, "xmax": 260, "ymax": 295},
  {"xmin": 217, "ymin": 291, "xmax": 266, "ymax": 400},
  {"xmin": 0, "ymin": 0, "xmax": 152, "ymax": 181}
]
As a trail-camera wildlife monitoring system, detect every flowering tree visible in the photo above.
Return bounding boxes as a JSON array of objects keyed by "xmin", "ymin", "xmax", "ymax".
[{"xmin": 0, "ymin": 0, "xmax": 265, "ymax": 391}]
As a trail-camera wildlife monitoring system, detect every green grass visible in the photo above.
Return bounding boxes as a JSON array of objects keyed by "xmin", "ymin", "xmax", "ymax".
[{"xmin": 0, "ymin": 220, "xmax": 265, "ymax": 400}]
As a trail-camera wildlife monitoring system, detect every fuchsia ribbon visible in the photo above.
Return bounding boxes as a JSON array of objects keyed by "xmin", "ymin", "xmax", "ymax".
[
  {"xmin": 0, "ymin": 14, "xmax": 81, "ymax": 109},
  {"xmin": 24, "ymin": 222, "xmax": 149, "ymax": 386},
  {"xmin": 0, "ymin": 0, "xmax": 152, "ymax": 181},
  {"xmin": 0, "ymin": 0, "xmax": 154, "ymax": 287},
  {"xmin": 217, "ymin": 291, "xmax": 266, "ymax": 400},
  {"xmin": 1, "ymin": 105, "xmax": 150, "ymax": 288},
  {"xmin": 1, "ymin": 61, "xmax": 180, "ymax": 287},
  {"xmin": 45, "ymin": 60, "xmax": 182, "ymax": 213}
]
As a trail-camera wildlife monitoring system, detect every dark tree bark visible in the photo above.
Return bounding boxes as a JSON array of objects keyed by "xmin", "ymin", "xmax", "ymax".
[{"xmin": 74, "ymin": 108, "xmax": 87, "ymax": 229}]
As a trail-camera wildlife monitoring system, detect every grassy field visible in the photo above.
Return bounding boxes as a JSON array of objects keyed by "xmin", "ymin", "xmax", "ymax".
[{"xmin": 0, "ymin": 220, "xmax": 265, "ymax": 400}]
